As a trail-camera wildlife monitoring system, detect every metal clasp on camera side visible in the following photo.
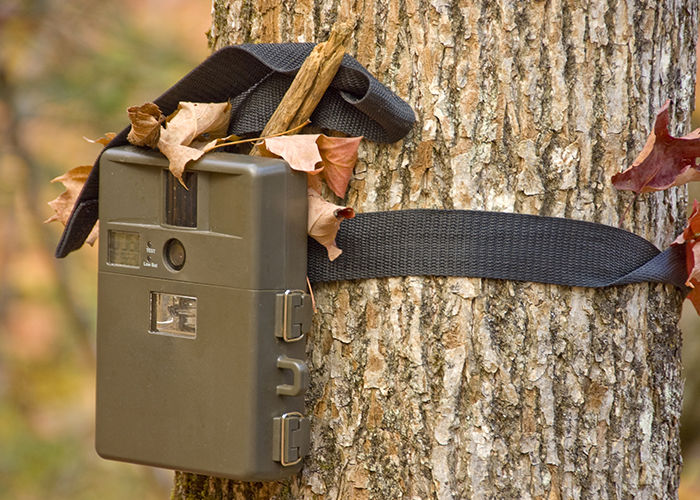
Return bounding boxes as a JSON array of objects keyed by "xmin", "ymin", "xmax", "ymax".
[
  {"xmin": 272, "ymin": 412, "xmax": 310, "ymax": 466},
  {"xmin": 275, "ymin": 290, "xmax": 312, "ymax": 342}
]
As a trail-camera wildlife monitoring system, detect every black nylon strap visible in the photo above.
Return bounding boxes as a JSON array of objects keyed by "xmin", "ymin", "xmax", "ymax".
[{"xmin": 307, "ymin": 210, "xmax": 690, "ymax": 291}]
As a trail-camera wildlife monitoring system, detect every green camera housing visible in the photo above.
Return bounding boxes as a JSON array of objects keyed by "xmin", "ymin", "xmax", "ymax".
[{"xmin": 96, "ymin": 146, "xmax": 312, "ymax": 480}]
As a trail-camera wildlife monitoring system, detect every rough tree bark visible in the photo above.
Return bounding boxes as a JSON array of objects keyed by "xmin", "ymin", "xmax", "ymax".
[{"xmin": 173, "ymin": 1, "xmax": 698, "ymax": 498}]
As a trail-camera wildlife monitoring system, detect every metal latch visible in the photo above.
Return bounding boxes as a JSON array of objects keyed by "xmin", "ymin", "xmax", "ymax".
[
  {"xmin": 275, "ymin": 290, "xmax": 312, "ymax": 342},
  {"xmin": 272, "ymin": 412, "xmax": 310, "ymax": 466}
]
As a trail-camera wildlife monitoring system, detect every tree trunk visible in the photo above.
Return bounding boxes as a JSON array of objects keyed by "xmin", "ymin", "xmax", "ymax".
[{"xmin": 173, "ymin": 1, "xmax": 698, "ymax": 498}]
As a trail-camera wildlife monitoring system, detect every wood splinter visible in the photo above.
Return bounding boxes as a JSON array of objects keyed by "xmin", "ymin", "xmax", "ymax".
[{"xmin": 250, "ymin": 21, "xmax": 353, "ymax": 155}]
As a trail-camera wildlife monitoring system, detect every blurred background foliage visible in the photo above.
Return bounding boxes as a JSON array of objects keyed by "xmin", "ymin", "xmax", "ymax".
[
  {"xmin": 0, "ymin": 1, "xmax": 699, "ymax": 499},
  {"xmin": 0, "ymin": 0, "xmax": 209, "ymax": 498}
]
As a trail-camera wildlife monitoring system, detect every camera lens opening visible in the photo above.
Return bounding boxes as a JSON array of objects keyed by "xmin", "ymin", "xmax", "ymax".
[{"xmin": 164, "ymin": 239, "xmax": 186, "ymax": 271}]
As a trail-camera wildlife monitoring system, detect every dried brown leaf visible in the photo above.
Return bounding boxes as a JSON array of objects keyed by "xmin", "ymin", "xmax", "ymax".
[
  {"xmin": 612, "ymin": 100, "xmax": 700, "ymax": 193},
  {"xmin": 127, "ymin": 102, "xmax": 165, "ymax": 148},
  {"xmin": 259, "ymin": 134, "xmax": 361, "ymax": 198},
  {"xmin": 259, "ymin": 135, "xmax": 324, "ymax": 173},
  {"xmin": 157, "ymin": 102, "xmax": 232, "ymax": 186},
  {"xmin": 157, "ymin": 143, "xmax": 205, "ymax": 184},
  {"xmin": 317, "ymin": 135, "xmax": 362, "ymax": 198},
  {"xmin": 307, "ymin": 188, "xmax": 354, "ymax": 261},
  {"xmin": 671, "ymin": 199, "xmax": 700, "ymax": 314},
  {"xmin": 161, "ymin": 102, "xmax": 232, "ymax": 145},
  {"xmin": 45, "ymin": 165, "xmax": 99, "ymax": 245},
  {"xmin": 307, "ymin": 171, "xmax": 324, "ymax": 193},
  {"xmin": 674, "ymin": 200, "xmax": 700, "ymax": 246}
]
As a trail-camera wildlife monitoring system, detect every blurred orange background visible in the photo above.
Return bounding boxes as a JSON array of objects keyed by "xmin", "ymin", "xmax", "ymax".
[
  {"xmin": 0, "ymin": 2, "xmax": 698, "ymax": 499},
  {"xmin": 0, "ymin": 1, "xmax": 210, "ymax": 498}
]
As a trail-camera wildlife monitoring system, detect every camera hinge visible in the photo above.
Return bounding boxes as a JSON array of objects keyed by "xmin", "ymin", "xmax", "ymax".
[
  {"xmin": 275, "ymin": 290, "xmax": 312, "ymax": 342},
  {"xmin": 272, "ymin": 412, "xmax": 310, "ymax": 466}
]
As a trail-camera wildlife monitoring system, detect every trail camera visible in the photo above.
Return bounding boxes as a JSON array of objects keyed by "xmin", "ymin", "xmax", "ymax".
[{"xmin": 95, "ymin": 145, "xmax": 312, "ymax": 480}]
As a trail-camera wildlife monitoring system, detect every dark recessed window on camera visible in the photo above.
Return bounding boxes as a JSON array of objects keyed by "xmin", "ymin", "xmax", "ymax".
[{"xmin": 165, "ymin": 171, "xmax": 197, "ymax": 227}]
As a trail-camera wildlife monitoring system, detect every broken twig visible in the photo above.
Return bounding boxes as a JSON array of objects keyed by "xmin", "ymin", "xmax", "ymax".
[{"xmin": 250, "ymin": 22, "xmax": 353, "ymax": 155}]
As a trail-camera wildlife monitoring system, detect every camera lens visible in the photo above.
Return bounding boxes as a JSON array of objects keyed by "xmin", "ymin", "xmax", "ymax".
[{"xmin": 164, "ymin": 239, "xmax": 186, "ymax": 271}]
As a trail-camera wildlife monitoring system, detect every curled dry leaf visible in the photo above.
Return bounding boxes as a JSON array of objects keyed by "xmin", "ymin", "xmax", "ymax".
[
  {"xmin": 307, "ymin": 188, "xmax": 355, "ymax": 261},
  {"xmin": 157, "ymin": 101, "xmax": 232, "ymax": 186},
  {"xmin": 157, "ymin": 143, "xmax": 205, "ymax": 186},
  {"xmin": 162, "ymin": 102, "xmax": 232, "ymax": 144},
  {"xmin": 317, "ymin": 135, "xmax": 362, "ymax": 198},
  {"xmin": 84, "ymin": 132, "xmax": 117, "ymax": 146},
  {"xmin": 127, "ymin": 102, "xmax": 165, "ymax": 148},
  {"xmin": 672, "ymin": 199, "xmax": 700, "ymax": 313},
  {"xmin": 45, "ymin": 165, "xmax": 99, "ymax": 245},
  {"xmin": 259, "ymin": 134, "xmax": 362, "ymax": 198},
  {"xmin": 612, "ymin": 100, "xmax": 700, "ymax": 193}
]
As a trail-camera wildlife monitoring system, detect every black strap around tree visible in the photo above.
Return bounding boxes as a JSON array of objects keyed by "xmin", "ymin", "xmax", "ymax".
[
  {"xmin": 307, "ymin": 210, "xmax": 690, "ymax": 291},
  {"xmin": 55, "ymin": 44, "xmax": 690, "ymax": 293}
]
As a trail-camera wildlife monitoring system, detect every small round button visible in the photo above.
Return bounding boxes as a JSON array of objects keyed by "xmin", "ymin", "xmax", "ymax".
[{"xmin": 164, "ymin": 239, "xmax": 186, "ymax": 271}]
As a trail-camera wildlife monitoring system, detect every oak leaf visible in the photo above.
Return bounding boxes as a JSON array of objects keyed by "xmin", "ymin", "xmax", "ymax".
[
  {"xmin": 127, "ymin": 102, "xmax": 165, "ymax": 148},
  {"xmin": 156, "ymin": 101, "xmax": 232, "ymax": 186},
  {"xmin": 45, "ymin": 165, "xmax": 99, "ymax": 245},
  {"xmin": 672, "ymin": 199, "xmax": 700, "ymax": 314},
  {"xmin": 612, "ymin": 100, "xmax": 700, "ymax": 193},
  {"xmin": 307, "ymin": 188, "xmax": 355, "ymax": 261}
]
